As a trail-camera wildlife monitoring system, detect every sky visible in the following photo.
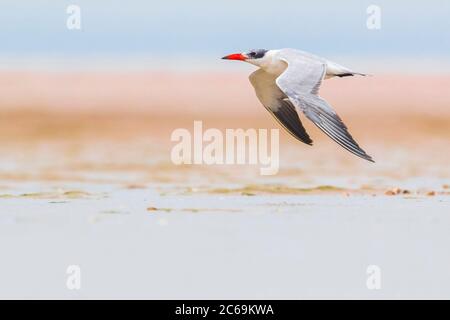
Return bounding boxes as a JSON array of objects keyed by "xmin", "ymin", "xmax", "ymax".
[{"xmin": 1, "ymin": 0, "xmax": 449, "ymax": 70}]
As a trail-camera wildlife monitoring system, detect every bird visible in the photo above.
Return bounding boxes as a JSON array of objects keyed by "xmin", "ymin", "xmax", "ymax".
[{"xmin": 222, "ymin": 48, "xmax": 374, "ymax": 162}]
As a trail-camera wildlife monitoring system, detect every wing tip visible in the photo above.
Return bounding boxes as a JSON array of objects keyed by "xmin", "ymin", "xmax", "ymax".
[
  {"xmin": 363, "ymin": 154, "xmax": 375, "ymax": 163},
  {"xmin": 304, "ymin": 138, "xmax": 313, "ymax": 146},
  {"xmin": 356, "ymin": 147, "xmax": 374, "ymax": 162},
  {"xmin": 292, "ymin": 135, "xmax": 313, "ymax": 146},
  {"xmin": 350, "ymin": 148, "xmax": 374, "ymax": 162}
]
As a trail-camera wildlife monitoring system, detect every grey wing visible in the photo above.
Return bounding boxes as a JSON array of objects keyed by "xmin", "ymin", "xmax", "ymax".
[
  {"xmin": 249, "ymin": 69, "xmax": 312, "ymax": 145},
  {"xmin": 275, "ymin": 52, "xmax": 374, "ymax": 162}
]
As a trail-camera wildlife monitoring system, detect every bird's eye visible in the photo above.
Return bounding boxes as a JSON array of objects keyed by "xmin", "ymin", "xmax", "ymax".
[{"xmin": 249, "ymin": 52, "xmax": 256, "ymax": 57}]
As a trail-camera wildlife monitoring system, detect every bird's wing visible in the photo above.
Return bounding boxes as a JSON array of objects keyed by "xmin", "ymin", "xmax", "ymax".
[
  {"xmin": 249, "ymin": 69, "xmax": 312, "ymax": 145},
  {"xmin": 275, "ymin": 50, "xmax": 374, "ymax": 162}
]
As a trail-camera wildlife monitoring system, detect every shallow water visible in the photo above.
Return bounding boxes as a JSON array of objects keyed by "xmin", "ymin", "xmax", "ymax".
[{"xmin": 0, "ymin": 179, "xmax": 448, "ymax": 299}]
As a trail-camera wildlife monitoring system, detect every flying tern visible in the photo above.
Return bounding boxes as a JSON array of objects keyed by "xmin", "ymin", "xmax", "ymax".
[{"xmin": 222, "ymin": 48, "xmax": 374, "ymax": 162}]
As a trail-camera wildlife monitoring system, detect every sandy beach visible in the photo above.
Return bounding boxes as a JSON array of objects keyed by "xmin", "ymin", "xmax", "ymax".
[{"xmin": 0, "ymin": 71, "xmax": 449, "ymax": 298}]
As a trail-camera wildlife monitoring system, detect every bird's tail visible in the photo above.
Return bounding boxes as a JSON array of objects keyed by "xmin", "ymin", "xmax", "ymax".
[
  {"xmin": 326, "ymin": 61, "xmax": 371, "ymax": 78},
  {"xmin": 336, "ymin": 71, "xmax": 369, "ymax": 77}
]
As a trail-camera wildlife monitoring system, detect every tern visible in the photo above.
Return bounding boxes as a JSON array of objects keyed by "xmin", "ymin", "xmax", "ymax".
[{"xmin": 222, "ymin": 48, "xmax": 374, "ymax": 162}]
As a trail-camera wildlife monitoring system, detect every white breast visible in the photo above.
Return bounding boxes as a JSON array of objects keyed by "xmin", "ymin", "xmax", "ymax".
[{"xmin": 262, "ymin": 50, "xmax": 288, "ymax": 76}]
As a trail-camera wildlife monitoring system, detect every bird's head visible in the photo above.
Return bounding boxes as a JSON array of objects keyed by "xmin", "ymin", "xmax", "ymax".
[{"xmin": 222, "ymin": 49, "xmax": 269, "ymax": 67}]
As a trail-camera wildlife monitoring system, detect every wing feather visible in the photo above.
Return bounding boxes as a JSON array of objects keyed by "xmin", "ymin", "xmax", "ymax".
[
  {"xmin": 274, "ymin": 50, "xmax": 374, "ymax": 162},
  {"xmin": 249, "ymin": 69, "xmax": 313, "ymax": 145},
  {"xmin": 269, "ymin": 99, "xmax": 313, "ymax": 145}
]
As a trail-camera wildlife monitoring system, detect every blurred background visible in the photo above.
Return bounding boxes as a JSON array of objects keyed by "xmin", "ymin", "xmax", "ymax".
[
  {"xmin": 0, "ymin": 0, "xmax": 448, "ymax": 188},
  {"xmin": 0, "ymin": 0, "xmax": 449, "ymax": 299}
]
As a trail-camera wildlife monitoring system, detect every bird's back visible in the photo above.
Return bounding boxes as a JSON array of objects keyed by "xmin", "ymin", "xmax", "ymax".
[{"xmin": 276, "ymin": 48, "xmax": 363, "ymax": 79}]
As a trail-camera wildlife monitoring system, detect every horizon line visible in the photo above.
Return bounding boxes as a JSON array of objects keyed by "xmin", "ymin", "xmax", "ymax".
[{"xmin": 1, "ymin": 54, "xmax": 450, "ymax": 74}]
